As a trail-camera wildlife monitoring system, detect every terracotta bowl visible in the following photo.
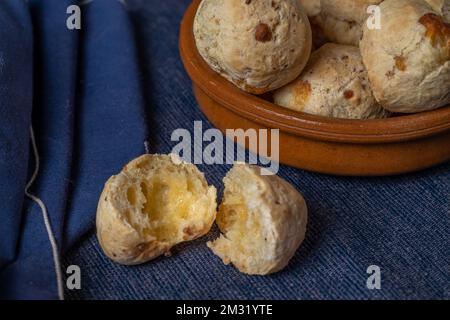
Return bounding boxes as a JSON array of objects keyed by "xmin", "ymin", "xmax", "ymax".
[{"xmin": 179, "ymin": 0, "xmax": 450, "ymax": 176}]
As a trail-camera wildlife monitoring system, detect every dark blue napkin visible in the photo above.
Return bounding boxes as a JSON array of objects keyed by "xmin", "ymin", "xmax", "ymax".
[
  {"xmin": 0, "ymin": 0, "xmax": 147, "ymax": 299},
  {"xmin": 0, "ymin": 0, "xmax": 33, "ymax": 271}
]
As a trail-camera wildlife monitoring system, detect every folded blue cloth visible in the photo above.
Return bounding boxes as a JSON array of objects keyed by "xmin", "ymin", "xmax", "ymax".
[
  {"xmin": 0, "ymin": 0, "xmax": 33, "ymax": 271},
  {"xmin": 0, "ymin": 0, "xmax": 147, "ymax": 299}
]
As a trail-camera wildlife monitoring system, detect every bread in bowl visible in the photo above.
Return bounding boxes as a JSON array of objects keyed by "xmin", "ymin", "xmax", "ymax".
[
  {"xmin": 193, "ymin": 0, "xmax": 312, "ymax": 94},
  {"xmin": 425, "ymin": 0, "xmax": 450, "ymax": 21},
  {"xmin": 315, "ymin": 0, "xmax": 383, "ymax": 46},
  {"xmin": 274, "ymin": 43, "xmax": 390, "ymax": 119},
  {"xmin": 298, "ymin": 0, "xmax": 329, "ymax": 49},
  {"xmin": 298, "ymin": 0, "xmax": 321, "ymax": 17},
  {"xmin": 360, "ymin": 0, "xmax": 450, "ymax": 113}
]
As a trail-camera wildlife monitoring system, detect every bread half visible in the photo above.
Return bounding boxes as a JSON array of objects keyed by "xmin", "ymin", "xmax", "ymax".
[
  {"xmin": 208, "ymin": 163, "xmax": 308, "ymax": 275},
  {"xmin": 96, "ymin": 154, "xmax": 217, "ymax": 265}
]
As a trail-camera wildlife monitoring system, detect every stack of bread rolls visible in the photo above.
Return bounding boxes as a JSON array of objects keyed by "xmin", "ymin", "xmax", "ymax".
[{"xmin": 194, "ymin": 0, "xmax": 450, "ymax": 119}]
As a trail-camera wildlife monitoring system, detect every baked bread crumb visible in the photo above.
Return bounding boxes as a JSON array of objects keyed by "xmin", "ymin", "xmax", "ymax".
[
  {"xmin": 96, "ymin": 154, "xmax": 217, "ymax": 265},
  {"xmin": 208, "ymin": 163, "xmax": 308, "ymax": 275}
]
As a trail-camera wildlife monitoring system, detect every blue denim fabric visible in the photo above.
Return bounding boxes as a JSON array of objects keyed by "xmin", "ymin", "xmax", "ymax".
[
  {"xmin": 63, "ymin": 0, "xmax": 450, "ymax": 300},
  {"xmin": 0, "ymin": 0, "xmax": 147, "ymax": 299},
  {"xmin": 0, "ymin": 0, "xmax": 33, "ymax": 269}
]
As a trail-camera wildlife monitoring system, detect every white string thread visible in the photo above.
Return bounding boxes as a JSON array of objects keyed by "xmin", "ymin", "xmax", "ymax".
[
  {"xmin": 144, "ymin": 140, "xmax": 150, "ymax": 154},
  {"xmin": 25, "ymin": 126, "xmax": 65, "ymax": 301}
]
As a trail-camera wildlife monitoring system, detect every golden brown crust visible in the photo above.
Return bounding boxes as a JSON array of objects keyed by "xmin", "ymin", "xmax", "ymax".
[
  {"xmin": 360, "ymin": 0, "xmax": 450, "ymax": 113},
  {"xmin": 419, "ymin": 13, "xmax": 450, "ymax": 57}
]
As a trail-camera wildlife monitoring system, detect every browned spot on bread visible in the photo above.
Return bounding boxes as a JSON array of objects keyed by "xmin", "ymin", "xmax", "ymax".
[
  {"xmin": 245, "ymin": 0, "xmax": 251, "ymax": 4},
  {"xmin": 348, "ymin": 21, "xmax": 357, "ymax": 28},
  {"xmin": 183, "ymin": 227, "xmax": 195, "ymax": 236},
  {"xmin": 234, "ymin": 78, "xmax": 271, "ymax": 94},
  {"xmin": 419, "ymin": 13, "xmax": 450, "ymax": 57},
  {"xmin": 386, "ymin": 70, "xmax": 395, "ymax": 79},
  {"xmin": 344, "ymin": 90, "xmax": 354, "ymax": 99},
  {"xmin": 394, "ymin": 56, "xmax": 407, "ymax": 71},
  {"xmin": 271, "ymin": 1, "xmax": 280, "ymax": 10},
  {"xmin": 294, "ymin": 81, "xmax": 312, "ymax": 109},
  {"xmin": 255, "ymin": 23, "xmax": 272, "ymax": 42}
]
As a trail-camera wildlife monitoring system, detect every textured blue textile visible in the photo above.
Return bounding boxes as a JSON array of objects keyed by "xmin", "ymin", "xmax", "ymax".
[
  {"xmin": 0, "ymin": 0, "xmax": 147, "ymax": 299},
  {"xmin": 62, "ymin": 0, "xmax": 450, "ymax": 300},
  {"xmin": 0, "ymin": 0, "xmax": 33, "ymax": 270}
]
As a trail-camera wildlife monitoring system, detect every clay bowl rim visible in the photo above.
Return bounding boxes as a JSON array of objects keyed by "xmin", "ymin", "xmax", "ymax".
[{"xmin": 179, "ymin": 0, "xmax": 450, "ymax": 144}]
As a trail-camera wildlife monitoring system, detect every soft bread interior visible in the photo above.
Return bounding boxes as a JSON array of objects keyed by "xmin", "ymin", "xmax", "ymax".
[
  {"xmin": 116, "ymin": 155, "xmax": 216, "ymax": 244},
  {"xmin": 209, "ymin": 165, "xmax": 268, "ymax": 269}
]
